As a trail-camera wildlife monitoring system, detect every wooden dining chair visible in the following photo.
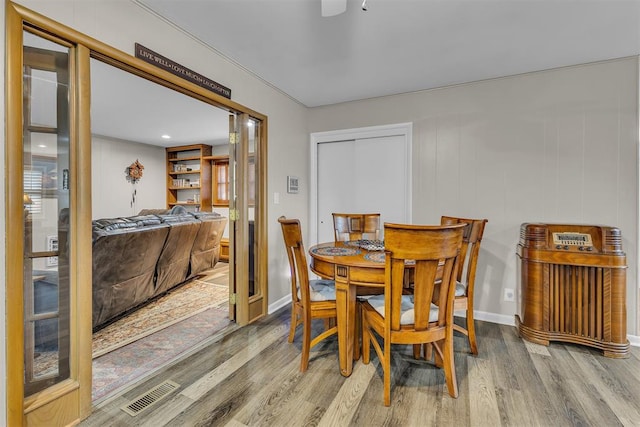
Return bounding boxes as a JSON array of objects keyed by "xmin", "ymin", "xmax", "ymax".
[
  {"xmin": 440, "ymin": 215, "xmax": 488, "ymax": 355},
  {"xmin": 278, "ymin": 216, "xmax": 338, "ymax": 372},
  {"xmin": 361, "ymin": 222, "xmax": 466, "ymax": 405},
  {"xmin": 332, "ymin": 213, "xmax": 381, "ymax": 242}
]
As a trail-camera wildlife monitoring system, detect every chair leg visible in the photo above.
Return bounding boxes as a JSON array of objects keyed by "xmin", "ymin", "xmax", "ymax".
[
  {"xmin": 323, "ymin": 318, "xmax": 331, "ymax": 331},
  {"xmin": 412, "ymin": 344, "xmax": 421, "ymax": 359},
  {"xmin": 354, "ymin": 303, "xmax": 362, "ymax": 361},
  {"xmin": 422, "ymin": 343, "xmax": 433, "ymax": 361},
  {"xmin": 300, "ymin": 316, "xmax": 311, "ymax": 372},
  {"xmin": 467, "ymin": 307, "xmax": 478, "ymax": 355},
  {"xmin": 362, "ymin": 311, "xmax": 370, "ymax": 364},
  {"xmin": 443, "ymin": 330, "xmax": 459, "ymax": 398},
  {"xmin": 288, "ymin": 306, "xmax": 298, "ymax": 343},
  {"xmin": 383, "ymin": 336, "xmax": 391, "ymax": 406}
]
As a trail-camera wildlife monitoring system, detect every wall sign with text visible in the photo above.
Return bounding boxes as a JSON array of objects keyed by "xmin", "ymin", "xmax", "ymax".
[{"xmin": 135, "ymin": 43, "xmax": 231, "ymax": 99}]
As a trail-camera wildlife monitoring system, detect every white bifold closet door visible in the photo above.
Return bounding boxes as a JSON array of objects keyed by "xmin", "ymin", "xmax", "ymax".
[{"xmin": 316, "ymin": 135, "xmax": 408, "ymax": 243}]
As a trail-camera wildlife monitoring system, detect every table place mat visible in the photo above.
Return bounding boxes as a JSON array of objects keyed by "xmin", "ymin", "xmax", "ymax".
[
  {"xmin": 364, "ymin": 252, "xmax": 386, "ymax": 263},
  {"xmin": 311, "ymin": 246, "xmax": 361, "ymax": 256},
  {"xmin": 345, "ymin": 239, "xmax": 385, "ymax": 251}
]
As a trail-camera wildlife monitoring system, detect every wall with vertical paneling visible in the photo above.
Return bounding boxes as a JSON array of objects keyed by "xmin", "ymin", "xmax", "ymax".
[{"xmin": 309, "ymin": 57, "xmax": 639, "ymax": 335}]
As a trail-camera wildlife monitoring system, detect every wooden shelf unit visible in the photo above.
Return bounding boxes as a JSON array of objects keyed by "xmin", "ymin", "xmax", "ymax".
[{"xmin": 166, "ymin": 144, "xmax": 212, "ymax": 211}]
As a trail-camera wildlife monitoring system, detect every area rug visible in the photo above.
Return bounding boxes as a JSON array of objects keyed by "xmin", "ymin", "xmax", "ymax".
[
  {"xmin": 93, "ymin": 263, "xmax": 229, "ymax": 358},
  {"xmin": 92, "ymin": 305, "xmax": 231, "ymax": 402},
  {"xmin": 30, "ymin": 264, "xmax": 230, "ymax": 378}
]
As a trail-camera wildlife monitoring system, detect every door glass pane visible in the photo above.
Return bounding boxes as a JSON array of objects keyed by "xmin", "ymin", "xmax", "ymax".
[
  {"xmin": 23, "ymin": 31, "xmax": 71, "ymax": 396},
  {"xmin": 248, "ymin": 119, "xmax": 257, "ymax": 297},
  {"xmin": 29, "ymin": 69, "xmax": 58, "ymax": 127}
]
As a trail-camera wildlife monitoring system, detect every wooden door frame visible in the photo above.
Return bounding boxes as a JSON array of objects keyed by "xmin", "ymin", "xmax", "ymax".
[{"xmin": 5, "ymin": 2, "xmax": 268, "ymax": 424}]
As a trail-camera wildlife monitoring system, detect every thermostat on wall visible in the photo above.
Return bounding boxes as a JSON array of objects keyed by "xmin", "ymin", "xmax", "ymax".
[{"xmin": 287, "ymin": 176, "xmax": 299, "ymax": 193}]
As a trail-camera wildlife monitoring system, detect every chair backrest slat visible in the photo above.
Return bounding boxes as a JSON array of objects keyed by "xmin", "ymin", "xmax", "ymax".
[
  {"xmin": 384, "ymin": 222, "xmax": 466, "ymax": 332},
  {"xmin": 333, "ymin": 213, "xmax": 381, "ymax": 242},
  {"xmin": 279, "ymin": 217, "xmax": 311, "ymax": 305},
  {"xmin": 440, "ymin": 216, "xmax": 488, "ymax": 291}
]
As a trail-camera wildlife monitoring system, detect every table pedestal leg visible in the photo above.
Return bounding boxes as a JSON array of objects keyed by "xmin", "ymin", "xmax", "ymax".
[{"xmin": 335, "ymin": 265, "xmax": 356, "ymax": 377}]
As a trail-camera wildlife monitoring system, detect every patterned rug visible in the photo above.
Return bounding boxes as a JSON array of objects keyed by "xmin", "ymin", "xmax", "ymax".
[
  {"xmin": 93, "ymin": 263, "xmax": 229, "ymax": 357},
  {"xmin": 92, "ymin": 306, "xmax": 231, "ymax": 402},
  {"xmin": 31, "ymin": 264, "xmax": 231, "ymax": 378},
  {"xmin": 92, "ymin": 262, "xmax": 231, "ymax": 402}
]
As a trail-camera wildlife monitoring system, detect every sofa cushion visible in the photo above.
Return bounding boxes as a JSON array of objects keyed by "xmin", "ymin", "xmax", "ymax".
[
  {"xmin": 188, "ymin": 214, "xmax": 227, "ymax": 277},
  {"xmin": 93, "ymin": 217, "xmax": 139, "ymax": 232},
  {"xmin": 137, "ymin": 208, "xmax": 170, "ymax": 216},
  {"xmin": 154, "ymin": 214, "xmax": 201, "ymax": 294},
  {"xmin": 128, "ymin": 214, "xmax": 163, "ymax": 226},
  {"xmin": 91, "ymin": 210, "xmax": 228, "ymax": 330},
  {"xmin": 92, "ymin": 221, "xmax": 169, "ymax": 329}
]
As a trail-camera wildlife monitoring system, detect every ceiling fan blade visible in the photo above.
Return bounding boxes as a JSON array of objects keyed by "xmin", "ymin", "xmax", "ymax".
[{"xmin": 321, "ymin": 0, "xmax": 347, "ymax": 17}]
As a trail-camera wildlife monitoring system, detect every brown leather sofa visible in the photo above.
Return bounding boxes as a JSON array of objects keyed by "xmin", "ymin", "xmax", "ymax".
[{"xmin": 91, "ymin": 211, "xmax": 227, "ymax": 330}]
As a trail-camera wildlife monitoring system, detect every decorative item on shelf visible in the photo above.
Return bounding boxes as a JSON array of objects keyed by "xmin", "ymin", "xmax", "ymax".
[
  {"xmin": 173, "ymin": 164, "xmax": 193, "ymax": 172},
  {"xmin": 172, "ymin": 178, "xmax": 190, "ymax": 188},
  {"xmin": 125, "ymin": 159, "xmax": 144, "ymax": 184}
]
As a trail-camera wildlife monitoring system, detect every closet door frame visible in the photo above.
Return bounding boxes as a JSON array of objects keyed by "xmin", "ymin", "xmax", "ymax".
[{"xmin": 309, "ymin": 122, "xmax": 413, "ymax": 247}]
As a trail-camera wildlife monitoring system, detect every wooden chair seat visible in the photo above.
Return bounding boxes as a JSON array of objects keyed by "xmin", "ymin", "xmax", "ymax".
[
  {"xmin": 279, "ymin": 216, "xmax": 338, "ymax": 372},
  {"xmin": 303, "ymin": 279, "xmax": 336, "ymax": 301},
  {"xmin": 439, "ymin": 215, "xmax": 488, "ymax": 355},
  {"xmin": 365, "ymin": 294, "xmax": 440, "ymax": 324},
  {"xmin": 361, "ymin": 222, "xmax": 466, "ymax": 406},
  {"xmin": 332, "ymin": 212, "xmax": 382, "ymax": 361}
]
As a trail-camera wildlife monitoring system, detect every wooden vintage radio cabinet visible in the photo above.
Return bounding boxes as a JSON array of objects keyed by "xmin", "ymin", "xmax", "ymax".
[{"xmin": 516, "ymin": 223, "xmax": 629, "ymax": 358}]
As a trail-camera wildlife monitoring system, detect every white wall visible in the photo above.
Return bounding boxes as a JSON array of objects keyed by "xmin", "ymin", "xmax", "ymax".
[
  {"xmin": 309, "ymin": 57, "xmax": 639, "ymax": 334},
  {"xmin": 91, "ymin": 136, "xmax": 166, "ymax": 219}
]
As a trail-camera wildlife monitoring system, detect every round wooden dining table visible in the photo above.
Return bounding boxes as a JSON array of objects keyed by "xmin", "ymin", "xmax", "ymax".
[{"xmin": 309, "ymin": 241, "xmax": 388, "ymax": 377}]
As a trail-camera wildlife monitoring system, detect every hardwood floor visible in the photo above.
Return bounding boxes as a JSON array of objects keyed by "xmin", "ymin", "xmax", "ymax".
[{"xmin": 82, "ymin": 308, "xmax": 640, "ymax": 426}]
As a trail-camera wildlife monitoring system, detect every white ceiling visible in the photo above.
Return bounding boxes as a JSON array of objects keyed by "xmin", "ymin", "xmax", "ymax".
[
  {"xmin": 90, "ymin": 58, "xmax": 231, "ymax": 147},
  {"xmin": 87, "ymin": 0, "xmax": 640, "ymax": 148},
  {"xmin": 138, "ymin": 0, "xmax": 640, "ymax": 108}
]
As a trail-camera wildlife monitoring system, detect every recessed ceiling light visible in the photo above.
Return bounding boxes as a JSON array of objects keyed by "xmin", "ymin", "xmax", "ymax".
[
  {"xmin": 38, "ymin": 144, "xmax": 47, "ymax": 148},
  {"xmin": 161, "ymin": 134, "xmax": 171, "ymax": 139}
]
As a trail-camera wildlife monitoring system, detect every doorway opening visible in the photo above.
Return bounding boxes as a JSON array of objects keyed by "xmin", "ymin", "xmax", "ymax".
[
  {"xmin": 6, "ymin": 4, "xmax": 268, "ymax": 422},
  {"xmin": 88, "ymin": 57, "xmax": 236, "ymax": 403}
]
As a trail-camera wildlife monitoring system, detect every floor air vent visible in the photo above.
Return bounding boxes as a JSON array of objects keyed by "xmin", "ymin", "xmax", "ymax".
[{"xmin": 121, "ymin": 380, "xmax": 180, "ymax": 416}]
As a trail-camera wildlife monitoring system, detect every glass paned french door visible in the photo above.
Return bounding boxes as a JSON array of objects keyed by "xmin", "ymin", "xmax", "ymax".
[
  {"xmin": 227, "ymin": 112, "xmax": 263, "ymax": 323},
  {"xmin": 22, "ymin": 31, "xmax": 72, "ymax": 397},
  {"xmin": 247, "ymin": 118, "xmax": 257, "ymax": 297}
]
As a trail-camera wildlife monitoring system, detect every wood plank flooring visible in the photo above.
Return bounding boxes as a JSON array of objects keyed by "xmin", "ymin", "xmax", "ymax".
[{"xmin": 82, "ymin": 308, "xmax": 640, "ymax": 426}]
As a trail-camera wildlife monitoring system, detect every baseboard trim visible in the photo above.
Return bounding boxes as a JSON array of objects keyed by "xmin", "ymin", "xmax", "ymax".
[
  {"xmin": 270, "ymin": 295, "xmax": 640, "ymax": 347},
  {"xmin": 628, "ymin": 334, "xmax": 640, "ymax": 347},
  {"xmin": 268, "ymin": 294, "xmax": 291, "ymax": 315},
  {"xmin": 473, "ymin": 310, "xmax": 516, "ymax": 327}
]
